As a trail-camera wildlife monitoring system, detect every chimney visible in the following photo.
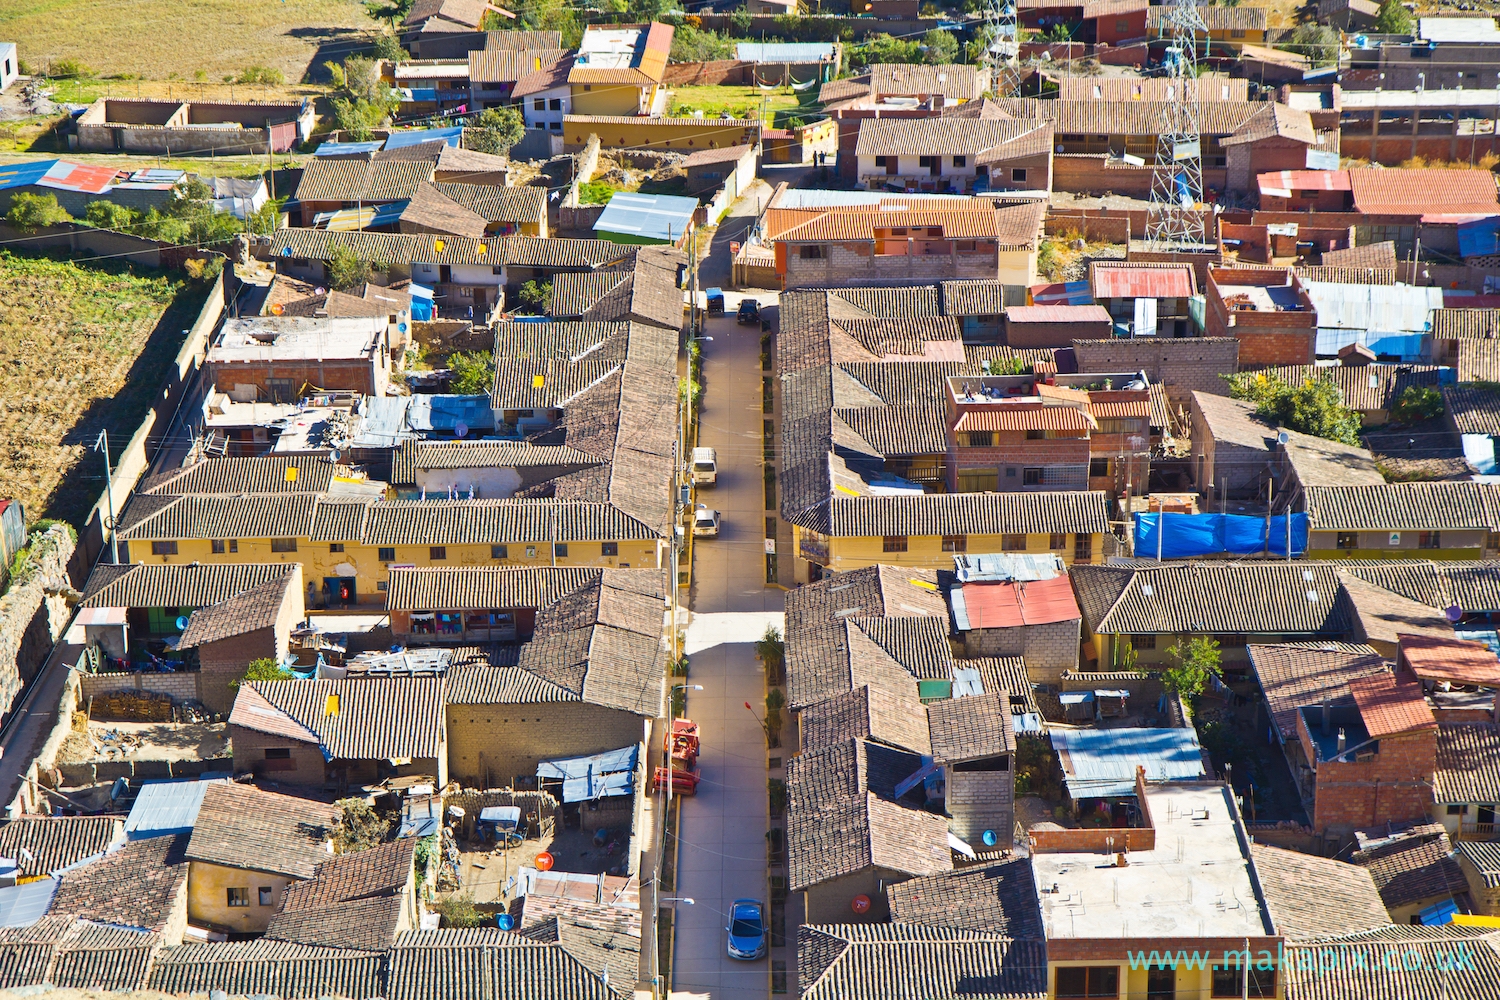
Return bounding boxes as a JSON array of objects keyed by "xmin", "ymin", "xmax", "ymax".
[
  {"xmin": 1115, "ymin": 852, "xmax": 1128, "ymax": 867},
  {"xmin": 1336, "ymin": 728, "xmax": 1346, "ymax": 756}
]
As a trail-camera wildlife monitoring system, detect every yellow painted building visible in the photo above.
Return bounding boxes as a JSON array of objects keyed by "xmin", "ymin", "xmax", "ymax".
[
  {"xmin": 569, "ymin": 22, "xmax": 673, "ymax": 116},
  {"xmin": 562, "ymin": 114, "xmax": 762, "ymax": 152},
  {"xmin": 793, "ymin": 524, "xmax": 1103, "ymax": 577},
  {"xmin": 116, "ymin": 494, "xmax": 664, "ymax": 608},
  {"xmin": 1302, "ymin": 482, "xmax": 1500, "ymax": 562},
  {"xmin": 187, "ymin": 860, "xmax": 300, "ymax": 935}
]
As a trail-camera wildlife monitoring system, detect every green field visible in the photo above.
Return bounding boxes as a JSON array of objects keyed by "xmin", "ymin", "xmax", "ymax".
[
  {"xmin": 667, "ymin": 84, "xmax": 811, "ymax": 123},
  {"xmin": 0, "ymin": 251, "xmax": 207, "ymax": 527},
  {"xmin": 0, "ymin": 0, "xmax": 379, "ymax": 81}
]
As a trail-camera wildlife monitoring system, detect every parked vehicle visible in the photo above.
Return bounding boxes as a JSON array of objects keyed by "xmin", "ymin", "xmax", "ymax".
[
  {"xmin": 706, "ymin": 287, "xmax": 725, "ymax": 315},
  {"xmin": 737, "ymin": 299, "xmax": 760, "ymax": 325},
  {"xmin": 726, "ymin": 899, "xmax": 768, "ymax": 960},
  {"xmin": 693, "ymin": 505, "xmax": 721, "ymax": 537},
  {"xmin": 691, "ymin": 447, "xmax": 717, "ymax": 486}
]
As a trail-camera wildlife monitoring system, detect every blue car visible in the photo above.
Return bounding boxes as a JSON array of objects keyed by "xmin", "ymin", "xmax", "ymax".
[{"xmin": 726, "ymin": 899, "xmax": 768, "ymax": 960}]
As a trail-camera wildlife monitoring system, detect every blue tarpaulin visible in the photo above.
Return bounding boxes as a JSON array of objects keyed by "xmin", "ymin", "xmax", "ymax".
[
  {"xmin": 537, "ymin": 745, "xmax": 639, "ymax": 802},
  {"xmin": 409, "ymin": 282, "xmax": 434, "ymax": 321},
  {"xmin": 384, "ymin": 126, "xmax": 463, "ymax": 150},
  {"xmin": 1134, "ymin": 512, "xmax": 1308, "ymax": 559}
]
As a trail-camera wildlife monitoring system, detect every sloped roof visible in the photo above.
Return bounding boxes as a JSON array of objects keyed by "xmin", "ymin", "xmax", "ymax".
[
  {"xmin": 177, "ymin": 574, "xmax": 297, "ymax": 648},
  {"xmin": 50, "ymin": 835, "xmax": 189, "ymax": 934},
  {"xmin": 1250, "ymin": 844, "xmax": 1390, "ymax": 942},
  {"xmin": 185, "ymin": 783, "xmax": 336, "ymax": 879},
  {"xmin": 799, "ymin": 685, "xmax": 932, "ymax": 755},
  {"xmin": 1221, "ymin": 101, "xmax": 1316, "ymax": 146},
  {"xmin": 148, "ymin": 939, "xmax": 386, "ymax": 998},
  {"xmin": 1070, "ymin": 562, "xmax": 1350, "ymax": 636},
  {"xmin": 854, "ymin": 118, "xmax": 1053, "ymax": 161},
  {"xmin": 1349, "ymin": 167, "xmax": 1500, "ymax": 217},
  {"xmin": 1247, "ymin": 642, "xmax": 1389, "ymax": 742},
  {"xmin": 0, "ymin": 817, "xmax": 122, "ymax": 878},
  {"xmin": 232, "ymin": 678, "xmax": 446, "ymax": 761},
  {"xmin": 1355, "ymin": 829, "xmax": 1466, "ymax": 906},
  {"xmin": 1437, "ymin": 723, "xmax": 1500, "ymax": 803},
  {"xmin": 1304, "ymin": 482, "xmax": 1500, "ymax": 531},
  {"xmin": 886, "ymin": 859, "xmax": 1044, "ymax": 938},
  {"xmin": 1350, "ymin": 672, "xmax": 1437, "ymax": 738},
  {"xmin": 296, "ymin": 159, "xmax": 435, "ymax": 203},
  {"xmin": 399, "ymin": 183, "xmax": 490, "ymax": 239},
  {"xmin": 80, "ymin": 562, "xmax": 298, "ymax": 610},
  {"xmin": 798, "ymin": 925, "xmax": 1047, "ymax": 1000}
]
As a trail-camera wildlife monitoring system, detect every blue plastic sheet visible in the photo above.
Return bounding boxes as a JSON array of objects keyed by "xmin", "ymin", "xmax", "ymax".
[{"xmin": 1134, "ymin": 512, "xmax": 1307, "ymax": 559}]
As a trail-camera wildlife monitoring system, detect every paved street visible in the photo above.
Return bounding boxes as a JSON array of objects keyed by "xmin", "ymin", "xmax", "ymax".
[{"xmin": 671, "ymin": 184, "xmax": 785, "ymax": 1000}]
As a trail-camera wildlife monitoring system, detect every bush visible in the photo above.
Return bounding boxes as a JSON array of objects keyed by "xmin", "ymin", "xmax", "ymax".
[
  {"xmin": 1390, "ymin": 385, "xmax": 1443, "ymax": 425},
  {"xmin": 373, "ymin": 34, "xmax": 408, "ymax": 63},
  {"xmin": 671, "ymin": 23, "xmax": 736, "ymax": 62},
  {"xmin": 1281, "ymin": 24, "xmax": 1340, "ymax": 68},
  {"xmin": 1375, "ymin": 0, "xmax": 1412, "ymax": 34},
  {"xmin": 230, "ymin": 657, "xmax": 291, "ymax": 690},
  {"xmin": 467, "ymin": 106, "xmax": 525, "ymax": 156},
  {"xmin": 922, "ymin": 28, "xmax": 961, "ymax": 64},
  {"xmin": 183, "ymin": 256, "xmax": 224, "ymax": 283},
  {"xmin": 448, "ymin": 351, "xmax": 495, "ymax": 395},
  {"xmin": 327, "ymin": 243, "xmax": 372, "ymax": 291},
  {"xmin": 435, "ymin": 891, "xmax": 487, "ymax": 928},
  {"xmin": 237, "ymin": 65, "xmax": 286, "ymax": 85},
  {"xmin": 1162, "ymin": 635, "xmax": 1223, "ymax": 699},
  {"xmin": 1224, "ymin": 371, "xmax": 1362, "ymax": 445},
  {"xmin": 84, "ymin": 201, "xmax": 139, "ymax": 232},
  {"xmin": 333, "ymin": 797, "xmax": 391, "ymax": 853},
  {"xmin": 7, "ymin": 193, "xmax": 71, "ymax": 233},
  {"xmin": 577, "ymin": 180, "xmax": 616, "ymax": 205},
  {"xmin": 755, "ymin": 625, "xmax": 785, "ymax": 685},
  {"xmin": 516, "ymin": 279, "xmax": 550, "ymax": 314},
  {"xmin": 47, "ymin": 58, "xmax": 92, "ymax": 79}
]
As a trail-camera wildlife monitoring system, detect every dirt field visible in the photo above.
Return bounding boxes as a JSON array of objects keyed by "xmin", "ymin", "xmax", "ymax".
[
  {"xmin": 0, "ymin": 0, "xmax": 381, "ymax": 82},
  {"xmin": 55, "ymin": 720, "xmax": 229, "ymax": 765},
  {"xmin": 0, "ymin": 250, "xmax": 208, "ymax": 527}
]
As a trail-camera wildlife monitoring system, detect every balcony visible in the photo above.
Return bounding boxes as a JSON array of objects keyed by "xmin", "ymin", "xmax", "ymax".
[{"xmin": 1457, "ymin": 822, "xmax": 1500, "ymax": 841}]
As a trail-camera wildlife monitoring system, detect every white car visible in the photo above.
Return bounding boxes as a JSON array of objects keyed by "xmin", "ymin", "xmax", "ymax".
[{"xmin": 693, "ymin": 506, "xmax": 721, "ymax": 537}]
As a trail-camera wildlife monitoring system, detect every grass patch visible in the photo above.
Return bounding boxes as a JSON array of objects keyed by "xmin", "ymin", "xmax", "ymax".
[
  {"xmin": 0, "ymin": 250, "xmax": 208, "ymax": 528},
  {"xmin": 1, "ymin": 0, "xmax": 379, "ymax": 82},
  {"xmin": 668, "ymin": 84, "xmax": 803, "ymax": 123}
]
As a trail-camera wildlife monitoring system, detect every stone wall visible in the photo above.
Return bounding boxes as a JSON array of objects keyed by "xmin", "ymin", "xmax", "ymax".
[
  {"xmin": 55, "ymin": 754, "xmax": 228, "ymax": 788},
  {"xmin": 446, "ymin": 701, "xmax": 648, "ymax": 787},
  {"xmin": 962, "ymin": 619, "xmax": 1081, "ymax": 686},
  {"xmin": 0, "ymin": 526, "xmax": 77, "ymax": 721}
]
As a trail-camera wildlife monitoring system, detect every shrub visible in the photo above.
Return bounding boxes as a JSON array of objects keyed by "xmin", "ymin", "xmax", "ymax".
[
  {"xmin": 1375, "ymin": 0, "xmax": 1412, "ymax": 34},
  {"xmin": 435, "ymin": 892, "xmax": 487, "ymax": 928},
  {"xmin": 327, "ymin": 243, "xmax": 372, "ymax": 291},
  {"xmin": 229, "ymin": 657, "xmax": 291, "ymax": 690},
  {"xmin": 373, "ymin": 34, "xmax": 408, "ymax": 63},
  {"xmin": 84, "ymin": 200, "xmax": 138, "ymax": 232},
  {"xmin": 755, "ymin": 625, "xmax": 785, "ymax": 684},
  {"xmin": 333, "ymin": 797, "xmax": 390, "ymax": 853},
  {"xmin": 447, "ymin": 351, "xmax": 495, "ymax": 395},
  {"xmin": 922, "ymin": 28, "xmax": 961, "ymax": 64},
  {"xmin": 1224, "ymin": 371, "xmax": 1362, "ymax": 445},
  {"xmin": 237, "ymin": 66, "xmax": 286, "ymax": 85},
  {"xmin": 516, "ymin": 279, "xmax": 550, "ymax": 314},
  {"xmin": 1162, "ymin": 636, "xmax": 1223, "ymax": 698},
  {"xmin": 1390, "ymin": 385, "xmax": 1443, "ymax": 425},
  {"xmin": 577, "ymin": 180, "xmax": 616, "ymax": 205},
  {"xmin": 467, "ymin": 106, "xmax": 525, "ymax": 156},
  {"xmin": 671, "ymin": 23, "xmax": 736, "ymax": 62},
  {"xmin": 7, "ymin": 193, "xmax": 71, "ymax": 233},
  {"xmin": 47, "ymin": 59, "xmax": 92, "ymax": 79}
]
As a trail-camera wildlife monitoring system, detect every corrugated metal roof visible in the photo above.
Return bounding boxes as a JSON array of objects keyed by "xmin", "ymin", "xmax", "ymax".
[
  {"xmin": 384, "ymin": 126, "xmax": 464, "ymax": 150},
  {"xmin": 124, "ymin": 780, "xmax": 216, "ymax": 839},
  {"xmin": 736, "ymin": 42, "xmax": 837, "ymax": 62},
  {"xmin": 1091, "ymin": 263, "xmax": 1195, "ymax": 299},
  {"xmin": 950, "ymin": 575, "xmax": 1080, "ymax": 631},
  {"xmin": 1051, "ymin": 727, "xmax": 1207, "ymax": 796},
  {"xmin": 1303, "ymin": 280, "xmax": 1442, "ymax": 338},
  {"xmin": 594, "ymin": 192, "xmax": 697, "ymax": 243},
  {"xmin": 315, "ymin": 141, "xmax": 384, "ymax": 157},
  {"xmin": 1007, "ymin": 304, "xmax": 1110, "ymax": 324}
]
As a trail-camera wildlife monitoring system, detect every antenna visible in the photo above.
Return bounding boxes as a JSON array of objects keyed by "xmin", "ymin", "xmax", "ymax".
[
  {"xmin": 980, "ymin": 0, "xmax": 1021, "ymax": 98},
  {"xmin": 1145, "ymin": 0, "xmax": 1208, "ymax": 251}
]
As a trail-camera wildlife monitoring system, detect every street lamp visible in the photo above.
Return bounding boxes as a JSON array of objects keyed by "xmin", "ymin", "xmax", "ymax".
[{"xmin": 662, "ymin": 897, "xmax": 695, "ymax": 905}]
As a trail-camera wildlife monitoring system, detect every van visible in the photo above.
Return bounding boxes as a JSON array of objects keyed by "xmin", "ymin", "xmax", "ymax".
[{"xmin": 691, "ymin": 447, "xmax": 718, "ymax": 486}]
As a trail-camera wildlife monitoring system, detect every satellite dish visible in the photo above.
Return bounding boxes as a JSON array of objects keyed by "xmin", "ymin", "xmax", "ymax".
[
  {"xmin": 270, "ymin": 303, "xmax": 285, "ymax": 316},
  {"xmin": 398, "ymin": 322, "xmax": 408, "ymax": 333},
  {"xmin": 281, "ymin": 247, "xmax": 292, "ymax": 256},
  {"xmin": 454, "ymin": 422, "xmax": 469, "ymax": 438},
  {"xmin": 850, "ymin": 894, "xmax": 872, "ymax": 914},
  {"xmin": 315, "ymin": 287, "xmax": 327, "ymax": 296},
  {"xmin": 982, "ymin": 830, "xmax": 998, "ymax": 847},
  {"xmin": 534, "ymin": 852, "xmax": 555, "ymax": 872},
  {"xmin": 175, "ymin": 615, "xmax": 190, "ymax": 631},
  {"xmin": 496, "ymin": 913, "xmax": 516, "ymax": 930},
  {"xmin": 1447, "ymin": 604, "xmax": 1464, "ymax": 623},
  {"xmin": 330, "ymin": 449, "xmax": 342, "ymax": 462},
  {"xmin": 1277, "ymin": 431, "xmax": 1290, "ymax": 445}
]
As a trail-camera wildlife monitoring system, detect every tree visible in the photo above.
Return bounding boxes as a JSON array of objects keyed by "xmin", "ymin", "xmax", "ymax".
[
  {"xmin": 671, "ymin": 24, "xmax": 737, "ymax": 62},
  {"xmin": 84, "ymin": 200, "xmax": 139, "ymax": 232},
  {"xmin": 1224, "ymin": 371, "xmax": 1362, "ymax": 446},
  {"xmin": 754, "ymin": 625, "xmax": 785, "ymax": 685},
  {"xmin": 1390, "ymin": 384, "xmax": 1443, "ymax": 424},
  {"xmin": 1161, "ymin": 635, "xmax": 1223, "ymax": 698},
  {"xmin": 1281, "ymin": 23, "xmax": 1340, "ymax": 68},
  {"xmin": 849, "ymin": 33, "xmax": 923, "ymax": 71},
  {"xmin": 6, "ymin": 193, "xmax": 70, "ymax": 232},
  {"xmin": 447, "ymin": 351, "xmax": 495, "ymax": 394},
  {"xmin": 327, "ymin": 243, "xmax": 373, "ymax": 291},
  {"xmin": 327, "ymin": 56, "xmax": 388, "ymax": 104},
  {"xmin": 366, "ymin": 0, "xmax": 414, "ymax": 28},
  {"xmin": 921, "ymin": 28, "xmax": 961, "ymax": 64},
  {"xmin": 467, "ymin": 105, "xmax": 526, "ymax": 156},
  {"xmin": 373, "ymin": 34, "xmax": 408, "ymax": 63},
  {"xmin": 331, "ymin": 97, "xmax": 384, "ymax": 142},
  {"xmin": 516, "ymin": 279, "xmax": 550, "ymax": 314},
  {"xmin": 1375, "ymin": 0, "xmax": 1412, "ymax": 34},
  {"xmin": 229, "ymin": 657, "xmax": 291, "ymax": 690},
  {"xmin": 332, "ymin": 797, "xmax": 390, "ymax": 853}
]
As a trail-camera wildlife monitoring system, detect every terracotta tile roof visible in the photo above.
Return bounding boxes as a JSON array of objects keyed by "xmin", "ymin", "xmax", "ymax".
[
  {"xmin": 388, "ymin": 928, "xmax": 624, "ymax": 1000},
  {"xmin": 484, "ymin": 29, "xmax": 564, "ymax": 50},
  {"xmin": 1445, "ymin": 382, "xmax": 1500, "ymax": 436},
  {"xmin": 1348, "ymin": 672, "xmax": 1437, "ymax": 738},
  {"xmin": 185, "ymin": 783, "xmax": 336, "ymax": 878},
  {"xmin": 886, "ymin": 859, "xmax": 1043, "ymax": 937},
  {"xmin": 1437, "ymin": 723, "xmax": 1500, "ymax": 803},
  {"xmin": 48, "ymin": 921, "xmax": 159, "ymax": 992},
  {"xmin": 1073, "ymin": 562, "xmax": 1352, "ymax": 636},
  {"xmin": 1247, "ymin": 642, "xmax": 1389, "ymax": 741},
  {"xmin": 871, "ymin": 63, "xmax": 985, "ymax": 101},
  {"xmin": 399, "ymin": 183, "xmax": 490, "ymax": 239},
  {"xmin": 800, "ymin": 684, "xmax": 932, "ymax": 755},
  {"xmin": 1282, "ymin": 926, "xmax": 1500, "ymax": 1000},
  {"xmin": 140, "ymin": 455, "xmax": 343, "ymax": 495},
  {"xmin": 950, "ymin": 405, "xmax": 1091, "ymax": 432},
  {"xmin": 432, "ymin": 181, "xmax": 546, "ymax": 225},
  {"xmin": 798, "ymin": 924, "xmax": 1047, "ymax": 1000},
  {"xmin": 1220, "ymin": 101, "xmax": 1316, "ymax": 146},
  {"xmin": 1355, "ymin": 830, "xmax": 1466, "ymax": 906},
  {"xmin": 814, "ymin": 491, "xmax": 1108, "ymax": 540},
  {"xmin": 926, "ymin": 692, "xmax": 1014, "ymax": 762},
  {"xmin": 1057, "ymin": 73, "xmax": 1244, "ymax": 101},
  {"xmin": 1457, "ymin": 340, "xmax": 1500, "ymax": 382},
  {"xmin": 679, "ymin": 143, "xmax": 754, "ymax": 168},
  {"xmin": 295, "ymin": 159, "xmax": 435, "ymax": 203},
  {"xmin": 0, "ymin": 816, "xmax": 122, "ymax": 878},
  {"xmin": 1148, "ymin": 4, "xmax": 1266, "ymax": 28},
  {"xmin": 1339, "ymin": 571, "xmax": 1454, "ymax": 647},
  {"xmin": 50, "ymin": 835, "xmax": 189, "ymax": 934},
  {"xmin": 268, "ymin": 229, "xmax": 623, "ymax": 269},
  {"xmin": 773, "ymin": 201, "xmax": 1045, "ymax": 248},
  {"xmin": 279, "ymin": 838, "xmax": 414, "ymax": 911},
  {"xmin": 854, "ymin": 118, "xmax": 1053, "ymax": 160},
  {"xmin": 148, "ymin": 939, "xmax": 385, "ymax": 998},
  {"xmin": 1001, "ymin": 97, "xmax": 1262, "ymax": 137},
  {"xmin": 513, "ymin": 896, "xmax": 640, "ymax": 994},
  {"xmin": 818, "ymin": 75, "xmax": 870, "ymax": 105},
  {"xmin": 1458, "ymin": 840, "xmax": 1500, "ymax": 888},
  {"xmin": 1250, "ymin": 844, "xmax": 1390, "ymax": 941},
  {"xmin": 1007, "ymin": 304, "xmax": 1110, "ymax": 324},
  {"xmin": 177, "ymin": 574, "xmax": 297, "ymax": 649},
  {"xmin": 1323, "ymin": 241, "xmax": 1398, "ymax": 269},
  {"xmin": 1349, "ymin": 167, "xmax": 1500, "ymax": 217},
  {"xmin": 80, "ymin": 562, "xmax": 298, "ymax": 612},
  {"xmin": 835, "ymin": 403, "xmax": 948, "ymax": 456},
  {"xmin": 1304, "ymin": 482, "xmax": 1500, "ymax": 531},
  {"xmin": 405, "ymin": 0, "xmax": 493, "ymax": 28},
  {"xmin": 512, "ymin": 52, "xmax": 574, "ymax": 99},
  {"xmin": 1400, "ymin": 633, "xmax": 1500, "ymax": 687},
  {"xmin": 469, "ymin": 46, "xmax": 568, "ymax": 82},
  {"xmin": 1433, "ymin": 307, "xmax": 1500, "ymax": 339},
  {"xmin": 233, "ymin": 677, "xmax": 446, "ymax": 761}
]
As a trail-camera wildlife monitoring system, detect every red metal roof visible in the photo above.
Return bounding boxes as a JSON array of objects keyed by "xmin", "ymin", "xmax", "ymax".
[
  {"xmin": 1006, "ymin": 304, "xmax": 1110, "ymax": 324},
  {"xmin": 1257, "ymin": 169, "xmax": 1352, "ymax": 196},
  {"xmin": 958, "ymin": 575, "xmax": 1081, "ymax": 630},
  {"xmin": 37, "ymin": 160, "xmax": 120, "ymax": 195},
  {"xmin": 1090, "ymin": 263, "xmax": 1195, "ymax": 300},
  {"xmin": 1349, "ymin": 673, "xmax": 1437, "ymax": 739},
  {"xmin": 1399, "ymin": 633, "xmax": 1500, "ymax": 688}
]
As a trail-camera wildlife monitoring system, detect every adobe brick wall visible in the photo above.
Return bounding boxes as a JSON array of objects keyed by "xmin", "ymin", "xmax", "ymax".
[
  {"xmin": 1029, "ymin": 824, "xmax": 1155, "ymax": 853},
  {"xmin": 1310, "ymin": 731, "xmax": 1436, "ymax": 836},
  {"xmin": 947, "ymin": 769, "xmax": 1014, "ymax": 846},
  {"xmin": 782, "ymin": 244, "xmax": 1002, "ymax": 288},
  {"xmin": 1053, "ymin": 154, "xmax": 1229, "ymax": 198},
  {"xmin": 197, "ymin": 625, "xmax": 279, "ymax": 716},
  {"xmin": 961, "ymin": 619, "xmax": 1081, "ymax": 685},
  {"xmin": 1072, "ymin": 338, "xmax": 1239, "ymax": 406},
  {"xmin": 446, "ymin": 701, "xmax": 649, "ymax": 787},
  {"xmin": 208, "ymin": 357, "xmax": 386, "ymax": 399},
  {"xmin": 79, "ymin": 671, "xmax": 199, "ymax": 705},
  {"xmin": 231, "ymin": 724, "xmax": 326, "ymax": 784},
  {"xmin": 1458, "ymin": 850, "xmax": 1500, "ymax": 916},
  {"xmin": 661, "ymin": 60, "xmax": 750, "ymax": 86}
]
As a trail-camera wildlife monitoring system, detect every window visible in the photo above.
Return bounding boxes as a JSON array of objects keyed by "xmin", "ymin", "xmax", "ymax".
[
  {"xmin": 1420, "ymin": 531, "xmax": 1442, "ymax": 549},
  {"xmin": 271, "ymin": 538, "xmax": 297, "ymax": 553},
  {"xmin": 883, "ymin": 535, "xmax": 908, "ymax": 553},
  {"xmin": 267, "ymin": 378, "xmax": 295, "ymax": 403},
  {"xmin": 918, "ymin": 155, "xmax": 935, "ymax": 167},
  {"xmin": 1449, "ymin": 804, "xmax": 1468, "ymax": 816},
  {"xmin": 534, "ymin": 98, "xmax": 545, "ymax": 110},
  {"xmin": 329, "ymin": 543, "xmax": 344, "ymax": 553},
  {"xmin": 1213, "ymin": 968, "xmax": 1275, "ymax": 998},
  {"xmin": 966, "ymin": 431, "xmax": 993, "ymax": 447},
  {"xmin": 550, "ymin": 121, "xmax": 561, "ymax": 132},
  {"xmin": 151, "ymin": 541, "xmax": 177, "ymax": 556},
  {"xmin": 229, "ymin": 539, "xmax": 237, "ymax": 552},
  {"xmin": 942, "ymin": 535, "xmax": 967, "ymax": 552},
  {"xmin": 258, "ymin": 887, "xmax": 274, "ymax": 907},
  {"xmin": 555, "ymin": 543, "xmax": 568, "ymax": 557},
  {"xmin": 1075, "ymin": 533, "xmax": 1093, "ymax": 562},
  {"xmin": 430, "ymin": 546, "xmax": 447, "ymax": 560},
  {"xmin": 602, "ymin": 542, "xmax": 618, "ymax": 556},
  {"xmin": 1023, "ymin": 467, "xmax": 1042, "ymax": 485},
  {"xmin": 213, "ymin": 538, "xmax": 240, "ymax": 554},
  {"xmin": 1115, "ymin": 17, "xmax": 1129, "ymax": 31},
  {"xmin": 1089, "ymin": 458, "xmax": 1109, "ymax": 477},
  {"xmin": 953, "ymin": 155, "xmax": 967, "ymax": 167},
  {"xmin": 1011, "ymin": 168, "xmax": 1027, "ymax": 183},
  {"xmin": 1135, "ymin": 634, "xmax": 1157, "ymax": 650},
  {"xmin": 549, "ymin": 98, "xmax": 562, "ymax": 110},
  {"xmin": 264, "ymin": 748, "xmax": 291, "ymax": 760},
  {"xmin": 1230, "ymin": 27, "xmax": 1246, "ymax": 37},
  {"xmin": 1026, "ymin": 429, "xmax": 1045, "ymax": 440},
  {"xmin": 799, "ymin": 245, "xmax": 824, "ymax": 259},
  {"xmin": 1056, "ymin": 966, "xmax": 1120, "ymax": 998},
  {"xmin": 1005, "ymin": 467, "xmax": 1017, "ymax": 477},
  {"xmin": 1002, "ymin": 534, "xmax": 1026, "ymax": 551},
  {"xmin": 378, "ymin": 547, "xmax": 396, "ymax": 562},
  {"xmin": 1049, "ymin": 533, "xmax": 1067, "ymax": 550},
  {"xmin": 1336, "ymin": 532, "xmax": 1359, "ymax": 551},
  {"xmin": 227, "ymin": 887, "xmax": 250, "ymax": 908},
  {"xmin": 491, "ymin": 545, "xmax": 509, "ymax": 559},
  {"xmin": 211, "ymin": 539, "xmax": 226, "ymax": 554}
]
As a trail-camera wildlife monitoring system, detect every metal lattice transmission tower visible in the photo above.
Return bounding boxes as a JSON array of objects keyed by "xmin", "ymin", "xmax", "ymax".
[
  {"xmin": 1145, "ymin": 0, "xmax": 1209, "ymax": 250},
  {"xmin": 982, "ymin": 0, "xmax": 1022, "ymax": 98}
]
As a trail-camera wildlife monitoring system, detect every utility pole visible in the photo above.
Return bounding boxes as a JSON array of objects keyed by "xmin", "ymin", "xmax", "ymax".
[{"xmin": 93, "ymin": 430, "xmax": 118, "ymax": 564}]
